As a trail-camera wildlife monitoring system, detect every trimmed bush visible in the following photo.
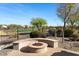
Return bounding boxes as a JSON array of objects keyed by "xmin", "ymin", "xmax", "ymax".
[
  {"xmin": 64, "ymin": 29, "xmax": 74, "ymax": 37},
  {"xmin": 48, "ymin": 29, "xmax": 55, "ymax": 36},
  {"xmin": 30, "ymin": 30, "xmax": 47, "ymax": 38}
]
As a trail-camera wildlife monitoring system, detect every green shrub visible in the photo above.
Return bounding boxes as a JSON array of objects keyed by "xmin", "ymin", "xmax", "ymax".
[
  {"xmin": 56, "ymin": 29, "xmax": 62, "ymax": 37},
  {"xmin": 30, "ymin": 30, "xmax": 47, "ymax": 38},
  {"xmin": 64, "ymin": 29, "xmax": 74, "ymax": 37},
  {"xmin": 48, "ymin": 29, "xmax": 55, "ymax": 36},
  {"xmin": 70, "ymin": 33, "xmax": 79, "ymax": 41}
]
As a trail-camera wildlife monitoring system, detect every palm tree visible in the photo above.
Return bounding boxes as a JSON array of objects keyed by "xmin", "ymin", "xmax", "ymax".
[
  {"xmin": 67, "ymin": 7, "xmax": 79, "ymax": 30},
  {"xmin": 67, "ymin": 13, "xmax": 78, "ymax": 30}
]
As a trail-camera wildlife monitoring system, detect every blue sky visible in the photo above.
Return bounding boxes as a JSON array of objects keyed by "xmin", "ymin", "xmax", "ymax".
[{"xmin": 0, "ymin": 3, "xmax": 63, "ymax": 26}]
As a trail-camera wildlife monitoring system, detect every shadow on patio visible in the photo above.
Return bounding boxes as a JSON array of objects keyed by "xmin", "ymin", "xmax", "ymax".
[{"xmin": 51, "ymin": 51, "xmax": 79, "ymax": 56}]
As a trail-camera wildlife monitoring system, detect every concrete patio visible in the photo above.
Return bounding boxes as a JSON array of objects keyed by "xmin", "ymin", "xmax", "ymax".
[{"xmin": 0, "ymin": 47, "xmax": 78, "ymax": 56}]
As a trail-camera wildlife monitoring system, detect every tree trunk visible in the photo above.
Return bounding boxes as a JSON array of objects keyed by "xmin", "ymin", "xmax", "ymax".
[
  {"xmin": 16, "ymin": 28, "xmax": 19, "ymax": 40},
  {"xmin": 62, "ymin": 21, "xmax": 66, "ymax": 43},
  {"xmin": 62, "ymin": 7, "xmax": 72, "ymax": 43}
]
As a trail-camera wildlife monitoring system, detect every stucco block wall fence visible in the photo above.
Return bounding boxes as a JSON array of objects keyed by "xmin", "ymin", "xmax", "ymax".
[{"xmin": 13, "ymin": 38, "xmax": 59, "ymax": 50}]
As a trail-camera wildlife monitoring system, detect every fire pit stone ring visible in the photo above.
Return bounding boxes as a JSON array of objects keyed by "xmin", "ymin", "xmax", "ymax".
[{"xmin": 28, "ymin": 42, "xmax": 48, "ymax": 53}]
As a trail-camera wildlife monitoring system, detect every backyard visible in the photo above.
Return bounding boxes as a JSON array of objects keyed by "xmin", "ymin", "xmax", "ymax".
[{"xmin": 0, "ymin": 3, "xmax": 79, "ymax": 56}]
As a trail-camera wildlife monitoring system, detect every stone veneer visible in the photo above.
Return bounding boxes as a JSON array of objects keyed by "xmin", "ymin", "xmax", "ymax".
[
  {"xmin": 32, "ymin": 38, "xmax": 58, "ymax": 48},
  {"xmin": 13, "ymin": 38, "xmax": 58, "ymax": 50}
]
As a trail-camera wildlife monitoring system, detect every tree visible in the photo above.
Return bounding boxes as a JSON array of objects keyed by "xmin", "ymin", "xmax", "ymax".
[
  {"xmin": 31, "ymin": 18, "xmax": 47, "ymax": 31},
  {"xmin": 74, "ymin": 9, "xmax": 79, "ymax": 29},
  {"xmin": 66, "ymin": 7, "xmax": 79, "ymax": 31},
  {"xmin": 57, "ymin": 3, "xmax": 75, "ymax": 42},
  {"xmin": 67, "ymin": 13, "xmax": 79, "ymax": 30}
]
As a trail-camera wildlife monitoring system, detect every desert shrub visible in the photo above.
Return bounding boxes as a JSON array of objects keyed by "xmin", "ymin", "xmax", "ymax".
[
  {"xmin": 70, "ymin": 33, "xmax": 79, "ymax": 41},
  {"xmin": 30, "ymin": 30, "xmax": 47, "ymax": 38},
  {"xmin": 48, "ymin": 29, "xmax": 55, "ymax": 36},
  {"xmin": 56, "ymin": 29, "xmax": 62, "ymax": 37},
  {"xmin": 64, "ymin": 29, "xmax": 74, "ymax": 37}
]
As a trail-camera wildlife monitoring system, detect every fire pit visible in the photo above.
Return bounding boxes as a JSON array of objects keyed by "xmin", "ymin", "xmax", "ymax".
[
  {"xmin": 28, "ymin": 42, "xmax": 48, "ymax": 53},
  {"xmin": 32, "ymin": 42, "xmax": 43, "ymax": 46}
]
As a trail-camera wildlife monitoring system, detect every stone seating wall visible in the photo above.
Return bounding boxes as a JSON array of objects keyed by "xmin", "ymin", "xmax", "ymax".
[{"xmin": 31, "ymin": 38, "xmax": 58, "ymax": 48}]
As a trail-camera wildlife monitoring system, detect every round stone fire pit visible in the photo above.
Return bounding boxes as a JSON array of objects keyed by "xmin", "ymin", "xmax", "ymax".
[{"xmin": 28, "ymin": 42, "xmax": 48, "ymax": 53}]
